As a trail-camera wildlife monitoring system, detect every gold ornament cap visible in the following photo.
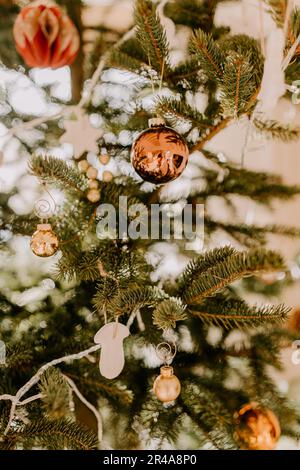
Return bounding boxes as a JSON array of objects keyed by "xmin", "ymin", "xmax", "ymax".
[
  {"xmin": 36, "ymin": 223, "xmax": 52, "ymax": 231},
  {"xmin": 160, "ymin": 365, "xmax": 174, "ymax": 377},
  {"xmin": 148, "ymin": 117, "xmax": 166, "ymax": 127}
]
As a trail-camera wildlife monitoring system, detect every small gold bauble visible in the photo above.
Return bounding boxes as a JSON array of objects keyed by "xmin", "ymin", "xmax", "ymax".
[
  {"xmin": 153, "ymin": 366, "xmax": 181, "ymax": 403},
  {"xmin": 87, "ymin": 189, "xmax": 100, "ymax": 203},
  {"xmin": 103, "ymin": 170, "xmax": 113, "ymax": 182},
  {"xmin": 235, "ymin": 402, "xmax": 281, "ymax": 450},
  {"xmin": 30, "ymin": 224, "xmax": 59, "ymax": 257},
  {"xmin": 86, "ymin": 166, "xmax": 98, "ymax": 179},
  {"xmin": 99, "ymin": 154, "xmax": 110, "ymax": 165},
  {"xmin": 78, "ymin": 160, "xmax": 89, "ymax": 172},
  {"xmin": 88, "ymin": 179, "xmax": 99, "ymax": 189},
  {"xmin": 131, "ymin": 119, "xmax": 189, "ymax": 184}
]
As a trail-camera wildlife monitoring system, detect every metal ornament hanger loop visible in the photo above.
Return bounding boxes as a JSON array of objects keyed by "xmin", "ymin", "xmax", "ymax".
[{"xmin": 156, "ymin": 341, "xmax": 177, "ymax": 365}]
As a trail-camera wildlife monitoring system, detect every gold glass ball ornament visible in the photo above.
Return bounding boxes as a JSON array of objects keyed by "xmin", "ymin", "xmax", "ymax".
[
  {"xmin": 88, "ymin": 179, "xmax": 99, "ymax": 189},
  {"xmin": 87, "ymin": 188, "xmax": 100, "ymax": 203},
  {"xmin": 131, "ymin": 117, "xmax": 189, "ymax": 184},
  {"xmin": 153, "ymin": 365, "xmax": 181, "ymax": 403},
  {"xmin": 30, "ymin": 223, "xmax": 59, "ymax": 257},
  {"xmin": 86, "ymin": 166, "xmax": 98, "ymax": 179},
  {"xmin": 78, "ymin": 160, "xmax": 89, "ymax": 172},
  {"xmin": 235, "ymin": 402, "xmax": 281, "ymax": 450},
  {"xmin": 103, "ymin": 170, "xmax": 113, "ymax": 182}
]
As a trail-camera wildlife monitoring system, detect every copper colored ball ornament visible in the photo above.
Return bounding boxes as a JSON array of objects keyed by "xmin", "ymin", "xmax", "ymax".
[
  {"xmin": 86, "ymin": 166, "xmax": 98, "ymax": 179},
  {"xmin": 88, "ymin": 179, "xmax": 99, "ymax": 189},
  {"xmin": 153, "ymin": 366, "xmax": 181, "ymax": 403},
  {"xmin": 287, "ymin": 308, "xmax": 300, "ymax": 332},
  {"xmin": 30, "ymin": 223, "xmax": 59, "ymax": 257},
  {"xmin": 235, "ymin": 402, "xmax": 281, "ymax": 450},
  {"xmin": 131, "ymin": 118, "xmax": 189, "ymax": 184},
  {"xmin": 13, "ymin": 1, "xmax": 80, "ymax": 68},
  {"xmin": 78, "ymin": 160, "xmax": 89, "ymax": 172},
  {"xmin": 87, "ymin": 189, "xmax": 100, "ymax": 203},
  {"xmin": 102, "ymin": 170, "xmax": 113, "ymax": 182}
]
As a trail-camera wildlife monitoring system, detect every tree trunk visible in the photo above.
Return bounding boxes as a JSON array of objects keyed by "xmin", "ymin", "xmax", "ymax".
[{"xmin": 66, "ymin": 0, "xmax": 84, "ymax": 103}]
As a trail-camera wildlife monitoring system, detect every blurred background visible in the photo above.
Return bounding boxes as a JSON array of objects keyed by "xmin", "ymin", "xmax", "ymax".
[{"xmin": 1, "ymin": 0, "xmax": 300, "ymax": 449}]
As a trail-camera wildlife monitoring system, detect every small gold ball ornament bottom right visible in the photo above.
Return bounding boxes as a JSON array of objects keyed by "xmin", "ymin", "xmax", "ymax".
[
  {"xmin": 30, "ymin": 223, "xmax": 59, "ymax": 257},
  {"xmin": 153, "ymin": 365, "xmax": 181, "ymax": 403},
  {"xmin": 235, "ymin": 402, "xmax": 281, "ymax": 450}
]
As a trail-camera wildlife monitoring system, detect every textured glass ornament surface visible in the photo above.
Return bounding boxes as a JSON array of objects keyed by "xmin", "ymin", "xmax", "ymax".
[
  {"xmin": 235, "ymin": 403, "xmax": 281, "ymax": 450},
  {"xmin": 131, "ymin": 125, "xmax": 189, "ymax": 184},
  {"xmin": 13, "ymin": 1, "xmax": 80, "ymax": 68},
  {"xmin": 153, "ymin": 366, "xmax": 181, "ymax": 403},
  {"xmin": 30, "ymin": 224, "xmax": 59, "ymax": 257}
]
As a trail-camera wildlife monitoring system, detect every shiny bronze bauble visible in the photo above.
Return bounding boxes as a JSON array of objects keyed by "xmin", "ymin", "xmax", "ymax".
[
  {"xmin": 30, "ymin": 223, "xmax": 59, "ymax": 257},
  {"xmin": 131, "ymin": 118, "xmax": 189, "ymax": 184},
  {"xmin": 153, "ymin": 366, "xmax": 181, "ymax": 403},
  {"xmin": 235, "ymin": 402, "xmax": 281, "ymax": 450}
]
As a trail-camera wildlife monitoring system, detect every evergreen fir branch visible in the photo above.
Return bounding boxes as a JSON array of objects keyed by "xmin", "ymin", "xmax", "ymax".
[
  {"xmin": 290, "ymin": 8, "xmax": 300, "ymax": 40},
  {"xmin": 264, "ymin": 0, "xmax": 287, "ymax": 27},
  {"xmin": 137, "ymin": 396, "xmax": 183, "ymax": 445},
  {"xmin": 29, "ymin": 155, "xmax": 88, "ymax": 193},
  {"xmin": 155, "ymin": 97, "xmax": 210, "ymax": 129},
  {"xmin": 65, "ymin": 372, "xmax": 133, "ymax": 407},
  {"xmin": 153, "ymin": 298, "xmax": 187, "ymax": 330},
  {"xmin": 254, "ymin": 118, "xmax": 300, "ymax": 142},
  {"xmin": 189, "ymin": 299, "xmax": 290, "ymax": 329},
  {"xmin": 169, "ymin": 59, "xmax": 205, "ymax": 90},
  {"xmin": 109, "ymin": 37, "xmax": 148, "ymax": 72},
  {"xmin": 206, "ymin": 219, "xmax": 300, "ymax": 248},
  {"xmin": 56, "ymin": 251, "xmax": 100, "ymax": 281},
  {"xmin": 164, "ymin": 0, "xmax": 213, "ymax": 30},
  {"xmin": 180, "ymin": 382, "xmax": 237, "ymax": 450},
  {"xmin": 106, "ymin": 286, "xmax": 167, "ymax": 317},
  {"xmin": 109, "ymin": 49, "xmax": 147, "ymax": 73},
  {"xmin": 39, "ymin": 368, "xmax": 71, "ymax": 421},
  {"xmin": 194, "ymin": 166, "xmax": 300, "ymax": 202},
  {"xmin": 5, "ymin": 419, "xmax": 98, "ymax": 450},
  {"xmin": 134, "ymin": 0, "xmax": 170, "ymax": 73},
  {"xmin": 183, "ymin": 248, "xmax": 285, "ymax": 304},
  {"xmin": 179, "ymin": 246, "xmax": 236, "ymax": 293},
  {"xmin": 219, "ymin": 35, "xmax": 264, "ymax": 89},
  {"xmin": 220, "ymin": 52, "xmax": 257, "ymax": 117},
  {"xmin": 189, "ymin": 30, "xmax": 225, "ymax": 80}
]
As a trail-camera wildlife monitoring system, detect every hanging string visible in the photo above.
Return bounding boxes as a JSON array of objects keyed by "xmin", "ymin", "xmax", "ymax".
[{"xmin": 156, "ymin": 341, "xmax": 177, "ymax": 365}]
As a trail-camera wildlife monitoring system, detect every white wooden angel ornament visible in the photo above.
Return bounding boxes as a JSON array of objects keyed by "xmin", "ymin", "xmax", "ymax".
[{"xmin": 94, "ymin": 321, "xmax": 130, "ymax": 379}]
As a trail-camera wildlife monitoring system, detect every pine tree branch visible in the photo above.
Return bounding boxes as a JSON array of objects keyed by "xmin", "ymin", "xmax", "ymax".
[
  {"xmin": 190, "ymin": 29, "xmax": 225, "ymax": 79},
  {"xmin": 29, "ymin": 155, "xmax": 87, "ymax": 193},
  {"xmin": 5, "ymin": 419, "xmax": 98, "ymax": 450},
  {"xmin": 134, "ymin": 0, "xmax": 170, "ymax": 73},
  {"xmin": 189, "ymin": 301, "xmax": 289, "ymax": 329},
  {"xmin": 254, "ymin": 118, "xmax": 300, "ymax": 142},
  {"xmin": 63, "ymin": 374, "xmax": 103, "ymax": 447},
  {"xmin": 153, "ymin": 298, "xmax": 187, "ymax": 330},
  {"xmin": 183, "ymin": 248, "xmax": 285, "ymax": 305},
  {"xmin": 2, "ymin": 344, "xmax": 101, "ymax": 435}
]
